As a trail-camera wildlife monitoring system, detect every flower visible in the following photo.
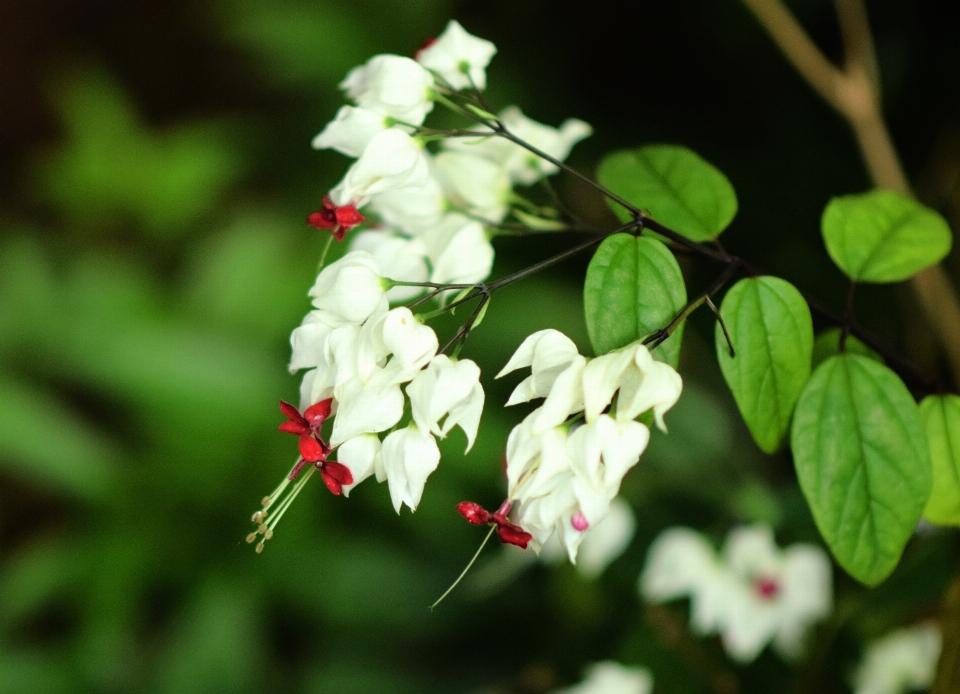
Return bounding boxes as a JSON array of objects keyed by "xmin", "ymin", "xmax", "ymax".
[
  {"xmin": 329, "ymin": 129, "xmax": 429, "ymax": 208},
  {"xmin": 551, "ymin": 661, "xmax": 653, "ymax": 694},
  {"xmin": 335, "ymin": 433, "xmax": 382, "ymax": 497},
  {"xmin": 421, "ymin": 213, "xmax": 494, "ymax": 287},
  {"xmin": 416, "ymin": 20, "xmax": 497, "ymax": 91},
  {"xmin": 307, "ymin": 251, "xmax": 387, "ymax": 324},
  {"xmin": 640, "ymin": 524, "xmax": 833, "ymax": 663},
  {"xmin": 434, "ymin": 150, "xmax": 511, "ymax": 222},
  {"xmin": 311, "ymin": 106, "xmax": 397, "ymax": 158},
  {"xmin": 406, "ymin": 354, "xmax": 484, "ymax": 452},
  {"xmin": 539, "ymin": 497, "xmax": 637, "ymax": 579},
  {"xmin": 457, "ymin": 500, "xmax": 532, "ymax": 548},
  {"xmin": 306, "ymin": 195, "xmax": 366, "ymax": 240},
  {"xmin": 274, "ymin": 399, "xmax": 353, "ymax": 495},
  {"xmin": 380, "ymin": 424, "xmax": 441, "ymax": 513},
  {"xmin": 339, "ymin": 54, "xmax": 435, "ymax": 124},
  {"xmin": 348, "ymin": 229, "xmax": 429, "ymax": 302},
  {"xmin": 851, "ymin": 623, "xmax": 942, "ymax": 694}
]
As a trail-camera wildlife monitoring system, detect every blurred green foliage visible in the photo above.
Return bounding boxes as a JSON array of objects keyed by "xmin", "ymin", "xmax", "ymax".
[{"xmin": 1, "ymin": 1, "xmax": 959, "ymax": 692}]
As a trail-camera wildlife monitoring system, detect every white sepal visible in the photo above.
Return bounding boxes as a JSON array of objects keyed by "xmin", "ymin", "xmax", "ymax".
[
  {"xmin": 336, "ymin": 434, "xmax": 382, "ymax": 497},
  {"xmin": 380, "ymin": 424, "xmax": 441, "ymax": 513}
]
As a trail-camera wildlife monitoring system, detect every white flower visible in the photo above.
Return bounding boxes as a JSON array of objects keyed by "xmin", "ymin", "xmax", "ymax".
[
  {"xmin": 368, "ymin": 170, "xmax": 446, "ymax": 236},
  {"xmin": 380, "ymin": 424, "xmax": 442, "ymax": 513},
  {"xmin": 369, "ymin": 307, "xmax": 439, "ymax": 387},
  {"xmin": 421, "ymin": 213, "xmax": 494, "ymax": 287},
  {"xmin": 614, "ymin": 347, "xmax": 683, "ymax": 432},
  {"xmin": 307, "ymin": 251, "xmax": 387, "ymax": 323},
  {"xmin": 416, "ymin": 20, "xmax": 497, "ymax": 91},
  {"xmin": 539, "ymin": 497, "xmax": 637, "ymax": 579},
  {"xmin": 640, "ymin": 525, "xmax": 833, "ymax": 663},
  {"xmin": 443, "ymin": 106, "xmax": 592, "ymax": 185},
  {"xmin": 340, "ymin": 54, "xmax": 435, "ymax": 124},
  {"xmin": 497, "ymin": 329, "xmax": 582, "ymax": 405},
  {"xmin": 311, "ymin": 105, "xmax": 395, "ymax": 158},
  {"xmin": 406, "ymin": 355, "xmax": 484, "ymax": 452},
  {"xmin": 348, "ymin": 229, "xmax": 429, "ymax": 302},
  {"xmin": 329, "ymin": 377, "xmax": 405, "ymax": 447},
  {"xmin": 851, "ymin": 623, "xmax": 942, "ymax": 694},
  {"xmin": 551, "ymin": 661, "xmax": 653, "ymax": 694},
  {"xmin": 434, "ymin": 150, "xmax": 511, "ymax": 222},
  {"xmin": 336, "ymin": 434, "xmax": 382, "ymax": 496},
  {"xmin": 288, "ymin": 308, "xmax": 349, "ymax": 373},
  {"xmin": 330, "ymin": 129, "xmax": 429, "ymax": 207}
]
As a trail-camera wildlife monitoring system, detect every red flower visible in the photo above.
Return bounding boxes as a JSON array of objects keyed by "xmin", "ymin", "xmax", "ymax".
[
  {"xmin": 278, "ymin": 398, "xmax": 353, "ymax": 495},
  {"xmin": 456, "ymin": 501, "xmax": 533, "ymax": 549},
  {"xmin": 307, "ymin": 196, "xmax": 365, "ymax": 241}
]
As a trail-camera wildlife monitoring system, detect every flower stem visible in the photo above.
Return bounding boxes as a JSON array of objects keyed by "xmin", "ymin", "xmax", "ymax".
[{"xmin": 429, "ymin": 525, "xmax": 497, "ymax": 611}]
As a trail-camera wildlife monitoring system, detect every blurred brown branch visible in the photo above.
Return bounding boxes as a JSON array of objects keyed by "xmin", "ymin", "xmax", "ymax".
[{"xmin": 741, "ymin": 0, "xmax": 960, "ymax": 389}]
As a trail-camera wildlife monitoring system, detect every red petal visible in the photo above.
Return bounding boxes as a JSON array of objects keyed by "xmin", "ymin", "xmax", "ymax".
[
  {"xmin": 335, "ymin": 205, "xmax": 365, "ymax": 228},
  {"xmin": 322, "ymin": 460, "xmax": 353, "ymax": 485},
  {"xmin": 332, "ymin": 226, "xmax": 346, "ymax": 242},
  {"xmin": 497, "ymin": 524, "xmax": 532, "ymax": 549},
  {"xmin": 456, "ymin": 501, "xmax": 493, "ymax": 525},
  {"xmin": 307, "ymin": 211, "xmax": 335, "ymax": 230},
  {"xmin": 279, "ymin": 400, "xmax": 304, "ymax": 421},
  {"xmin": 320, "ymin": 467, "xmax": 343, "ymax": 495},
  {"xmin": 303, "ymin": 399, "xmax": 332, "ymax": 428},
  {"xmin": 298, "ymin": 435, "xmax": 327, "ymax": 462},
  {"xmin": 278, "ymin": 420, "xmax": 311, "ymax": 435}
]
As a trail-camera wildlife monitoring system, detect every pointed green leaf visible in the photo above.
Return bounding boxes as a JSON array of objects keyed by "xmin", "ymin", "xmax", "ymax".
[
  {"xmin": 811, "ymin": 327, "xmax": 880, "ymax": 370},
  {"xmin": 920, "ymin": 395, "xmax": 960, "ymax": 525},
  {"xmin": 597, "ymin": 144, "xmax": 738, "ymax": 241},
  {"xmin": 821, "ymin": 190, "xmax": 951, "ymax": 283},
  {"xmin": 584, "ymin": 234, "xmax": 686, "ymax": 366},
  {"xmin": 715, "ymin": 277, "xmax": 813, "ymax": 453},
  {"xmin": 791, "ymin": 354, "xmax": 931, "ymax": 585}
]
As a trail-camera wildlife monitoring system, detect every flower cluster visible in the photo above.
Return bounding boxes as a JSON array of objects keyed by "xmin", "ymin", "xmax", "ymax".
[
  {"xmin": 248, "ymin": 251, "xmax": 484, "ymax": 551},
  {"xmin": 640, "ymin": 524, "xmax": 833, "ymax": 663},
  {"xmin": 488, "ymin": 329, "xmax": 682, "ymax": 561},
  {"xmin": 309, "ymin": 20, "xmax": 591, "ymax": 300},
  {"xmin": 851, "ymin": 622, "xmax": 941, "ymax": 694}
]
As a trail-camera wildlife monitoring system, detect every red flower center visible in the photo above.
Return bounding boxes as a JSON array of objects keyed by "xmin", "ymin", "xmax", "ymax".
[
  {"xmin": 754, "ymin": 576, "xmax": 780, "ymax": 600},
  {"xmin": 307, "ymin": 196, "xmax": 365, "ymax": 241}
]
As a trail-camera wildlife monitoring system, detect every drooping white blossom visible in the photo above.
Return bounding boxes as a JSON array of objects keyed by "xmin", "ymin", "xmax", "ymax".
[
  {"xmin": 312, "ymin": 105, "xmax": 397, "ymax": 158},
  {"xmin": 551, "ymin": 661, "xmax": 653, "ymax": 694},
  {"xmin": 367, "ymin": 169, "xmax": 447, "ymax": 236},
  {"xmin": 421, "ymin": 213, "xmax": 494, "ymax": 287},
  {"xmin": 406, "ymin": 355, "xmax": 484, "ymax": 452},
  {"xmin": 340, "ymin": 54, "xmax": 435, "ymax": 124},
  {"xmin": 851, "ymin": 623, "xmax": 942, "ymax": 694},
  {"xmin": 416, "ymin": 20, "xmax": 497, "ymax": 91},
  {"xmin": 640, "ymin": 524, "xmax": 833, "ymax": 663},
  {"xmin": 539, "ymin": 497, "xmax": 637, "ymax": 579},
  {"xmin": 348, "ymin": 229, "xmax": 429, "ymax": 302},
  {"xmin": 330, "ymin": 129, "xmax": 429, "ymax": 207},
  {"xmin": 307, "ymin": 251, "xmax": 387, "ymax": 324},
  {"xmin": 336, "ymin": 433, "xmax": 382, "ymax": 496},
  {"xmin": 497, "ymin": 329, "xmax": 583, "ymax": 405},
  {"xmin": 434, "ymin": 150, "xmax": 511, "ymax": 222},
  {"xmin": 380, "ymin": 423, "xmax": 442, "ymax": 513}
]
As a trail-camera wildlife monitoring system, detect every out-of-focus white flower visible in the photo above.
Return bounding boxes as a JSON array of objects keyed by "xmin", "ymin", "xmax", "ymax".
[
  {"xmin": 416, "ymin": 20, "xmax": 497, "ymax": 91},
  {"xmin": 851, "ymin": 623, "xmax": 941, "ymax": 694},
  {"xmin": 330, "ymin": 129, "xmax": 429, "ymax": 207},
  {"xmin": 380, "ymin": 424, "xmax": 442, "ymax": 513},
  {"xmin": 406, "ymin": 355, "xmax": 484, "ymax": 452},
  {"xmin": 340, "ymin": 54, "xmax": 435, "ymax": 124},
  {"xmin": 443, "ymin": 106, "xmax": 592, "ymax": 185},
  {"xmin": 336, "ymin": 433, "xmax": 382, "ymax": 496},
  {"xmin": 640, "ymin": 524, "xmax": 833, "ymax": 663},
  {"xmin": 434, "ymin": 150, "xmax": 511, "ymax": 222},
  {"xmin": 551, "ymin": 661, "xmax": 653, "ymax": 694},
  {"xmin": 422, "ymin": 213, "xmax": 494, "ymax": 287},
  {"xmin": 348, "ymin": 229, "xmax": 429, "ymax": 302},
  {"xmin": 312, "ymin": 105, "xmax": 396, "ymax": 158},
  {"xmin": 307, "ymin": 251, "xmax": 387, "ymax": 324}
]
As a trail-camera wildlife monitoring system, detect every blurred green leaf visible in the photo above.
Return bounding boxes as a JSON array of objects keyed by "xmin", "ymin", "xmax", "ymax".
[
  {"xmin": 811, "ymin": 327, "xmax": 880, "ymax": 370},
  {"xmin": 34, "ymin": 68, "xmax": 242, "ymax": 238},
  {"xmin": 597, "ymin": 144, "xmax": 738, "ymax": 241},
  {"xmin": 716, "ymin": 276, "xmax": 813, "ymax": 453},
  {"xmin": 0, "ymin": 377, "xmax": 118, "ymax": 500},
  {"xmin": 791, "ymin": 354, "xmax": 931, "ymax": 585},
  {"xmin": 821, "ymin": 190, "xmax": 951, "ymax": 283},
  {"xmin": 0, "ymin": 539, "xmax": 86, "ymax": 631},
  {"xmin": 920, "ymin": 394, "xmax": 960, "ymax": 525},
  {"xmin": 0, "ymin": 652, "xmax": 73, "ymax": 694},
  {"xmin": 583, "ymin": 234, "xmax": 686, "ymax": 366}
]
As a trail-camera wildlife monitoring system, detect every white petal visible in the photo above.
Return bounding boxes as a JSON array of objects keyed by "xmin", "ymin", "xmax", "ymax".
[
  {"xmin": 553, "ymin": 660, "xmax": 653, "ymax": 694},
  {"xmin": 575, "ymin": 498, "xmax": 637, "ymax": 579},
  {"xmin": 381, "ymin": 425, "xmax": 441, "ymax": 513},
  {"xmin": 308, "ymin": 251, "xmax": 385, "ymax": 323},
  {"xmin": 330, "ymin": 129, "xmax": 429, "ymax": 207},
  {"xmin": 434, "ymin": 150, "xmax": 510, "ymax": 222},
  {"xmin": 416, "ymin": 20, "xmax": 497, "ymax": 91},
  {"xmin": 348, "ymin": 229, "xmax": 429, "ymax": 302},
  {"xmin": 329, "ymin": 377, "xmax": 404, "ymax": 446},
  {"xmin": 337, "ymin": 434, "xmax": 381, "ymax": 496},
  {"xmin": 312, "ymin": 106, "xmax": 393, "ymax": 157},
  {"xmin": 639, "ymin": 527, "xmax": 719, "ymax": 603},
  {"xmin": 581, "ymin": 349, "xmax": 633, "ymax": 422}
]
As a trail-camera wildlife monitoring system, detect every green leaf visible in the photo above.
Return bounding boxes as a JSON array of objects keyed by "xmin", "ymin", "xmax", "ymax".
[
  {"xmin": 920, "ymin": 395, "xmax": 960, "ymax": 525},
  {"xmin": 597, "ymin": 144, "xmax": 738, "ymax": 241},
  {"xmin": 584, "ymin": 234, "xmax": 687, "ymax": 366},
  {"xmin": 716, "ymin": 277, "xmax": 813, "ymax": 453},
  {"xmin": 791, "ymin": 354, "xmax": 931, "ymax": 585},
  {"xmin": 821, "ymin": 190, "xmax": 952, "ymax": 283},
  {"xmin": 811, "ymin": 328, "xmax": 881, "ymax": 370}
]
